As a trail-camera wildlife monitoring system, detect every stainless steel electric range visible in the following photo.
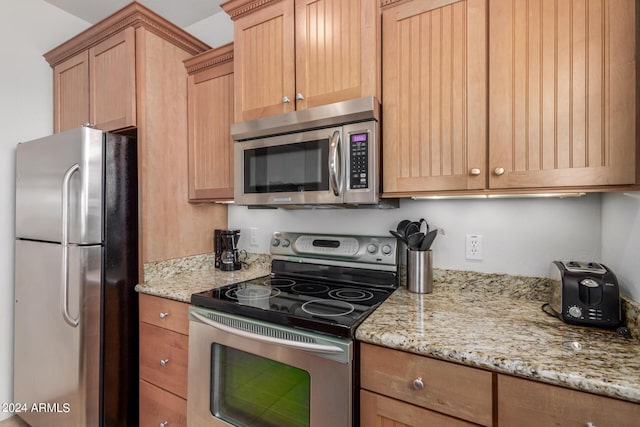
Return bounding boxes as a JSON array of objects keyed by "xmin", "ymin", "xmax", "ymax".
[{"xmin": 187, "ymin": 231, "xmax": 399, "ymax": 427}]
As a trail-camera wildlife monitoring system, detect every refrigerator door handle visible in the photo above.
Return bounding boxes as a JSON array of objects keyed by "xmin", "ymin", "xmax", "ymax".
[{"xmin": 61, "ymin": 163, "xmax": 80, "ymax": 327}]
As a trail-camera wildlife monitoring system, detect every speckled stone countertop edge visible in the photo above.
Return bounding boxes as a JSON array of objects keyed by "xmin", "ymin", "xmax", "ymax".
[
  {"xmin": 135, "ymin": 252, "xmax": 271, "ymax": 303},
  {"xmin": 356, "ymin": 286, "xmax": 640, "ymax": 404},
  {"xmin": 135, "ymin": 255, "xmax": 640, "ymax": 403}
]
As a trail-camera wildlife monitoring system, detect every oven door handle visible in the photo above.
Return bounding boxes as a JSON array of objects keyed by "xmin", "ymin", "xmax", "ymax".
[{"xmin": 191, "ymin": 312, "xmax": 345, "ymax": 355}]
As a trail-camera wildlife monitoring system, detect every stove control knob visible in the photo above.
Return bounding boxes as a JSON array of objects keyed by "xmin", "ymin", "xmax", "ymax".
[
  {"xmin": 367, "ymin": 244, "xmax": 378, "ymax": 254},
  {"xmin": 568, "ymin": 306, "xmax": 583, "ymax": 318},
  {"xmin": 282, "ymin": 239, "xmax": 291, "ymax": 248},
  {"xmin": 382, "ymin": 244, "xmax": 392, "ymax": 255},
  {"xmin": 271, "ymin": 238, "xmax": 281, "ymax": 247}
]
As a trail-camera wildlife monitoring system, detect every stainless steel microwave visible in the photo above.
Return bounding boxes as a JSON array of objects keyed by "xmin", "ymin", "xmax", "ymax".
[{"xmin": 231, "ymin": 97, "xmax": 394, "ymax": 208}]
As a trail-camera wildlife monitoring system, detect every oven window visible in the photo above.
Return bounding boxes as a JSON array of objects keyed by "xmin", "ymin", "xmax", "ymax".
[
  {"xmin": 243, "ymin": 139, "xmax": 329, "ymax": 193},
  {"xmin": 211, "ymin": 344, "xmax": 311, "ymax": 427}
]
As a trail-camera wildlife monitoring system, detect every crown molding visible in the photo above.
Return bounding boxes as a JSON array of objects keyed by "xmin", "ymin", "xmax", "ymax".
[
  {"xmin": 184, "ymin": 42, "xmax": 234, "ymax": 74},
  {"xmin": 221, "ymin": 0, "xmax": 282, "ymax": 20},
  {"xmin": 44, "ymin": 1, "xmax": 210, "ymax": 67}
]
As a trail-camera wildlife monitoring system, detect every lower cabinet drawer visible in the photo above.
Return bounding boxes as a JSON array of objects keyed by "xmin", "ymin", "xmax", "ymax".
[
  {"xmin": 498, "ymin": 374, "xmax": 640, "ymax": 427},
  {"xmin": 140, "ymin": 321, "xmax": 188, "ymax": 399},
  {"xmin": 140, "ymin": 379, "xmax": 187, "ymax": 427},
  {"xmin": 361, "ymin": 390, "xmax": 479, "ymax": 427},
  {"xmin": 360, "ymin": 343, "xmax": 493, "ymax": 426}
]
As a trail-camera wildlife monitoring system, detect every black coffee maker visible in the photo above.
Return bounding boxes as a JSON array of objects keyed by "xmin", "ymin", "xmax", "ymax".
[{"xmin": 214, "ymin": 229, "xmax": 242, "ymax": 271}]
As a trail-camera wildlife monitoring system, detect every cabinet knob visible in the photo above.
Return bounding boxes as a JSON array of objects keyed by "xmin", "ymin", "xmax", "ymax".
[
  {"xmin": 412, "ymin": 377, "xmax": 425, "ymax": 391},
  {"xmin": 296, "ymin": 92, "xmax": 305, "ymax": 101},
  {"xmin": 282, "ymin": 96, "xmax": 291, "ymax": 104},
  {"xmin": 160, "ymin": 422, "xmax": 168, "ymax": 427},
  {"xmin": 493, "ymin": 167, "xmax": 505, "ymax": 176},
  {"xmin": 586, "ymin": 423, "xmax": 596, "ymax": 427},
  {"xmin": 160, "ymin": 359, "xmax": 169, "ymax": 367},
  {"xmin": 469, "ymin": 168, "xmax": 481, "ymax": 176},
  {"xmin": 159, "ymin": 312, "xmax": 169, "ymax": 319}
]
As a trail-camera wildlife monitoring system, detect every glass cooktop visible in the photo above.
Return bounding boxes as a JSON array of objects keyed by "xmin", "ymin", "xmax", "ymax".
[{"xmin": 191, "ymin": 275, "xmax": 395, "ymax": 338}]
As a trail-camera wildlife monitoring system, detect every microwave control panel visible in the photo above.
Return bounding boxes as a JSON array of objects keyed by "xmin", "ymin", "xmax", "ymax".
[{"xmin": 349, "ymin": 132, "xmax": 369, "ymax": 189}]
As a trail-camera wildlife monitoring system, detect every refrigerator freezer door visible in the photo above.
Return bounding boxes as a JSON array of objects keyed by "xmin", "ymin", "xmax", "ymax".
[
  {"xmin": 14, "ymin": 239, "xmax": 102, "ymax": 427},
  {"xmin": 16, "ymin": 127, "xmax": 104, "ymax": 244}
]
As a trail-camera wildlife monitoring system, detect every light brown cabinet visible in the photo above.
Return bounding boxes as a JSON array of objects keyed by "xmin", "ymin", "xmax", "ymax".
[
  {"xmin": 381, "ymin": 0, "xmax": 488, "ymax": 194},
  {"xmin": 360, "ymin": 343, "xmax": 494, "ymax": 426},
  {"xmin": 45, "ymin": 2, "xmax": 228, "ymax": 268},
  {"xmin": 222, "ymin": 0, "xmax": 380, "ymax": 122},
  {"xmin": 382, "ymin": 0, "xmax": 638, "ymax": 197},
  {"xmin": 489, "ymin": 0, "xmax": 637, "ymax": 189},
  {"xmin": 53, "ymin": 27, "xmax": 136, "ymax": 133},
  {"xmin": 184, "ymin": 43, "xmax": 235, "ymax": 202},
  {"xmin": 497, "ymin": 374, "xmax": 640, "ymax": 427},
  {"xmin": 139, "ymin": 294, "xmax": 189, "ymax": 427}
]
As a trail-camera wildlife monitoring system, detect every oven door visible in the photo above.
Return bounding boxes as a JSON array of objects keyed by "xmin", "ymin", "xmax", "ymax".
[
  {"xmin": 187, "ymin": 307, "xmax": 353, "ymax": 427},
  {"xmin": 234, "ymin": 127, "xmax": 344, "ymax": 206}
]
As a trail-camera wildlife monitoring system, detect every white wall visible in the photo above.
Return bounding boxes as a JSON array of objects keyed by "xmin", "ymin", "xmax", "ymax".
[
  {"xmin": 228, "ymin": 194, "xmax": 603, "ymax": 278},
  {"xmin": 602, "ymin": 192, "xmax": 640, "ymax": 300},
  {"xmin": 0, "ymin": 1, "xmax": 89, "ymax": 420}
]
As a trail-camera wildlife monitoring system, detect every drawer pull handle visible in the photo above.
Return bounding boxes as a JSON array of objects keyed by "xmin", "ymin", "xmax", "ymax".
[
  {"xmin": 160, "ymin": 422, "xmax": 168, "ymax": 427},
  {"xmin": 412, "ymin": 377, "xmax": 425, "ymax": 391},
  {"xmin": 159, "ymin": 312, "xmax": 169, "ymax": 319},
  {"xmin": 160, "ymin": 359, "xmax": 169, "ymax": 367}
]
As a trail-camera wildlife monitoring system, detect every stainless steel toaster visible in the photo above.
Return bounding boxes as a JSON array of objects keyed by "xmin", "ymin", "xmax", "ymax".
[{"xmin": 549, "ymin": 261, "xmax": 621, "ymax": 328}]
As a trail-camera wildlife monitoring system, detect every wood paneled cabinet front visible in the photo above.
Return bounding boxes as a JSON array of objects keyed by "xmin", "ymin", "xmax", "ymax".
[
  {"xmin": 381, "ymin": 0, "xmax": 488, "ymax": 194},
  {"xmin": 382, "ymin": 0, "xmax": 637, "ymax": 196},
  {"xmin": 184, "ymin": 43, "xmax": 235, "ymax": 202},
  {"xmin": 139, "ymin": 294, "xmax": 189, "ymax": 427},
  {"xmin": 53, "ymin": 27, "xmax": 136, "ymax": 133},
  {"xmin": 498, "ymin": 374, "xmax": 640, "ymax": 427},
  {"xmin": 360, "ymin": 343, "xmax": 494, "ymax": 426},
  {"xmin": 222, "ymin": 0, "xmax": 381, "ymax": 122}
]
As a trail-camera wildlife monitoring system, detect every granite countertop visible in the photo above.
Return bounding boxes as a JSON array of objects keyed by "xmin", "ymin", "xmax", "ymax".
[
  {"xmin": 135, "ymin": 253, "xmax": 271, "ymax": 302},
  {"xmin": 356, "ymin": 270, "xmax": 640, "ymax": 404},
  {"xmin": 135, "ymin": 255, "xmax": 640, "ymax": 404}
]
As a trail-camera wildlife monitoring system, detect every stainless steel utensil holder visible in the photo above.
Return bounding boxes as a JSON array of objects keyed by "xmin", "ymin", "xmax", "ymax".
[{"xmin": 407, "ymin": 249, "xmax": 433, "ymax": 294}]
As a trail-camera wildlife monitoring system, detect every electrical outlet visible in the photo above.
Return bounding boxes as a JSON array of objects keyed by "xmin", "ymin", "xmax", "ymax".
[
  {"xmin": 249, "ymin": 227, "xmax": 259, "ymax": 246},
  {"xmin": 465, "ymin": 234, "xmax": 483, "ymax": 260}
]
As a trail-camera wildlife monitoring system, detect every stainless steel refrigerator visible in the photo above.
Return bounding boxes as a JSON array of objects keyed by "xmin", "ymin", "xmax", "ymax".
[{"xmin": 14, "ymin": 126, "xmax": 138, "ymax": 426}]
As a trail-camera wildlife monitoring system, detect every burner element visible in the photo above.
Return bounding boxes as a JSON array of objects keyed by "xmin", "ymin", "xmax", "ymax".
[
  {"xmin": 264, "ymin": 278, "xmax": 296, "ymax": 287},
  {"xmin": 292, "ymin": 283, "xmax": 330, "ymax": 294},
  {"xmin": 328, "ymin": 288, "xmax": 374, "ymax": 302},
  {"xmin": 301, "ymin": 300, "xmax": 355, "ymax": 317}
]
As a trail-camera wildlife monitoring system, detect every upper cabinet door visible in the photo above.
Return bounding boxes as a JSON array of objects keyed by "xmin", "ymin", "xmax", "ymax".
[
  {"xmin": 186, "ymin": 45, "xmax": 235, "ymax": 202},
  {"xmin": 54, "ymin": 51, "xmax": 90, "ymax": 133},
  {"xmin": 294, "ymin": 0, "xmax": 380, "ymax": 110},
  {"xmin": 89, "ymin": 27, "xmax": 136, "ymax": 131},
  {"xmin": 233, "ymin": 1, "xmax": 295, "ymax": 122},
  {"xmin": 382, "ymin": 0, "xmax": 488, "ymax": 195},
  {"xmin": 489, "ymin": 0, "xmax": 636, "ymax": 189}
]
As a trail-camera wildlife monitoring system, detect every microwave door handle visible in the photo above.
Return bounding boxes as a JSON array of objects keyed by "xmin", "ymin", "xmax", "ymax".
[
  {"xmin": 191, "ymin": 312, "xmax": 344, "ymax": 355},
  {"xmin": 328, "ymin": 131, "xmax": 341, "ymax": 196}
]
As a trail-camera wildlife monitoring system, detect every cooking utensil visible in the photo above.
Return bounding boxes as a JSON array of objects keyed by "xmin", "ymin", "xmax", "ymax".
[
  {"xmin": 419, "ymin": 218, "xmax": 430, "ymax": 233},
  {"xmin": 396, "ymin": 220, "xmax": 411, "ymax": 237},
  {"xmin": 404, "ymin": 221, "xmax": 421, "ymax": 239},
  {"xmin": 407, "ymin": 232, "xmax": 425, "ymax": 250},
  {"xmin": 420, "ymin": 229, "xmax": 438, "ymax": 251},
  {"xmin": 389, "ymin": 230, "xmax": 407, "ymax": 244}
]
